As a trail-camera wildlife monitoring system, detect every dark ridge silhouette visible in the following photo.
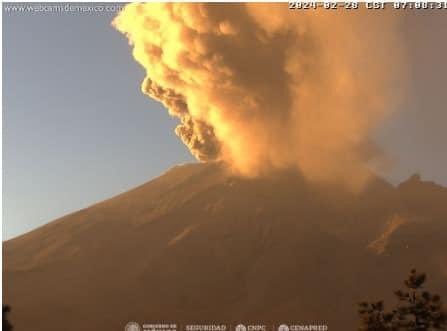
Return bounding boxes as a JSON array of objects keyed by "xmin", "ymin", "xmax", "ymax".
[
  {"xmin": 3, "ymin": 305, "xmax": 13, "ymax": 331},
  {"xmin": 3, "ymin": 162, "xmax": 447, "ymax": 331}
]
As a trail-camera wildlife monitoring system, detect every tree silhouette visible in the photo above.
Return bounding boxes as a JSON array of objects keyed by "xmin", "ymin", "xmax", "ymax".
[
  {"xmin": 3, "ymin": 305, "xmax": 13, "ymax": 331},
  {"xmin": 358, "ymin": 269, "xmax": 447, "ymax": 330}
]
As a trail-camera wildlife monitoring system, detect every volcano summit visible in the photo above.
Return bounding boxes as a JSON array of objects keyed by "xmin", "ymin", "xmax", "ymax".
[{"xmin": 3, "ymin": 162, "xmax": 447, "ymax": 331}]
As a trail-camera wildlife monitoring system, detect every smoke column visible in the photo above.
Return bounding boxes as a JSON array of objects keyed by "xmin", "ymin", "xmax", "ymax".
[{"xmin": 113, "ymin": 3, "xmax": 405, "ymax": 189}]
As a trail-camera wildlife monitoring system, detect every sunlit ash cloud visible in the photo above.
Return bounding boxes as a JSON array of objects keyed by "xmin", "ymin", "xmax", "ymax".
[{"xmin": 113, "ymin": 3, "xmax": 405, "ymax": 189}]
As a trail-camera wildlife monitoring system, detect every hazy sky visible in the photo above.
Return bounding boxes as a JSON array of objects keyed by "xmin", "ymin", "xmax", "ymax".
[{"xmin": 2, "ymin": 4, "xmax": 446, "ymax": 240}]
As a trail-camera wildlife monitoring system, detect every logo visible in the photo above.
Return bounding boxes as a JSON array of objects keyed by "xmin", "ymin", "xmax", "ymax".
[
  {"xmin": 235, "ymin": 325, "xmax": 247, "ymax": 331},
  {"xmin": 125, "ymin": 322, "xmax": 141, "ymax": 331},
  {"xmin": 278, "ymin": 325, "xmax": 289, "ymax": 331}
]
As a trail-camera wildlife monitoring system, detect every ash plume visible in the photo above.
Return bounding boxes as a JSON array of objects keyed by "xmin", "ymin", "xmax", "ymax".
[{"xmin": 113, "ymin": 3, "xmax": 405, "ymax": 189}]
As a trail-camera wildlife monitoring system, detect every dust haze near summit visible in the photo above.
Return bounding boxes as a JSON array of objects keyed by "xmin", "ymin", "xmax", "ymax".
[{"xmin": 113, "ymin": 3, "xmax": 406, "ymax": 188}]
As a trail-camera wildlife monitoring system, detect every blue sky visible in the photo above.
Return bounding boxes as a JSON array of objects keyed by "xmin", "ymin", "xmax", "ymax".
[
  {"xmin": 2, "ymin": 5, "xmax": 446, "ymax": 240},
  {"xmin": 2, "ymin": 5, "xmax": 195, "ymax": 240}
]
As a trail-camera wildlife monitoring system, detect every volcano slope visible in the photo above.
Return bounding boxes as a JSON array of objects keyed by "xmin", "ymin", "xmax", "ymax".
[{"xmin": 3, "ymin": 162, "xmax": 447, "ymax": 331}]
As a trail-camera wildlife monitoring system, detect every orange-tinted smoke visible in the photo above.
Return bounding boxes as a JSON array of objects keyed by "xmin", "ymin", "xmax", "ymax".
[{"xmin": 113, "ymin": 3, "xmax": 405, "ymax": 189}]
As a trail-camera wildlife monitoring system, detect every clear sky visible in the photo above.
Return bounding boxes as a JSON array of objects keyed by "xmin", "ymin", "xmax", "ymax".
[{"xmin": 2, "ymin": 5, "xmax": 446, "ymax": 240}]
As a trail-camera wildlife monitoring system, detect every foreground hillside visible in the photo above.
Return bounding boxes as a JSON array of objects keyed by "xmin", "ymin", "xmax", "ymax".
[{"xmin": 3, "ymin": 162, "xmax": 447, "ymax": 331}]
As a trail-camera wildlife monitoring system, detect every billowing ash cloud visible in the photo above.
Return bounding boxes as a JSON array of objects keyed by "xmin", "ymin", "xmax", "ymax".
[{"xmin": 113, "ymin": 3, "xmax": 405, "ymax": 189}]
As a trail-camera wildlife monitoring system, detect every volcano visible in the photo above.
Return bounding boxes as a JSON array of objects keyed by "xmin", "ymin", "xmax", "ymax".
[{"xmin": 3, "ymin": 162, "xmax": 447, "ymax": 331}]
